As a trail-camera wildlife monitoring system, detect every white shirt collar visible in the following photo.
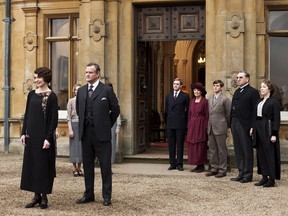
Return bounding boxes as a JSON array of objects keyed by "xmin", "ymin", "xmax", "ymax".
[
  {"xmin": 174, "ymin": 90, "xmax": 181, "ymax": 95},
  {"xmin": 214, "ymin": 92, "xmax": 221, "ymax": 99},
  {"xmin": 240, "ymin": 83, "xmax": 249, "ymax": 89},
  {"xmin": 88, "ymin": 80, "xmax": 99, "ymax": 91}
]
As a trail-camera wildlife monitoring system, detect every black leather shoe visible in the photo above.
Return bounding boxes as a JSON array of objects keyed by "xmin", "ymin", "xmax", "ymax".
[
  {"xmin": 168, "ymin": 165, "xmax": 176, "ymax": 170},
  {"xmin": 25, "ymin": 198, "xmax": 41, "ymax": 208},
  {"xmin": 205, "ymin": 171, "xmax": 218, "ymax": 177},
  {"xmin": 215, "ymin": 173, "xmax": 226, "ymax": 178},
  {"xmin": 254, "ymin": 178, "xmax": 268, "ymax": 186},
  {"xmin": 263, "ymin": 179, "xmax": 275, "ymax": 187},
  {"xmin": 230, "ymin": 176, "xmax": 243, "ymax": 181},
  {"xmin": 195, "ymin": 166, "xmax": 205, "ymax": 173},
  {"xmin": 40, "ymin": 199, "xmax": 48, "ymax": 209},
  {"xmin": 39, "ymin": 195, "xmax": 48, "ymax": 209},
  {"xmin": 177, "ymin": 166, "xmax": 184, "ymax": 171},
  {"xmin": 76, "ymin": 196, "xmax": 95, "ymax": 204},
  {"xmin": 103, "ymin": 199, "xmax": 112, "ymax": 206},
  {"xmin": 240, "ymin": 178, "xmax": 252, "ymax": 183}
]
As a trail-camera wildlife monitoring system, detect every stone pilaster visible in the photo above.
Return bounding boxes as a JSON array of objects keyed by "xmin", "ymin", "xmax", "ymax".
[
  {"xmin": 78, "ymin": 0, "xmax": 106, "ymax": 81},
  {"xmin": 255, "ymin": 0, "xmax": 266, "ymax": 86},
  {"xmin": 22, "ymin": 6, "xmax": 39, "ymax": 94}
]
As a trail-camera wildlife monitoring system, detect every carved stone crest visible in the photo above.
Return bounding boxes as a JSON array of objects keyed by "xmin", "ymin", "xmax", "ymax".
[
  {"xmin": 89, "ymin": 19, "xmax": 106, "ymax": 42},
  {"xmin": 23, "ymin": 79, "xmax": 34, "ymax": 94},
  {"xmin": 226, "ymin": 13, "xmax": 244, "ymax": 38},
  {"xmin": 23, "ymin": 32, "xmax": 37, "ymax": 51},
  {"xmin": 225, "ymin": 71, "xmax": 240, "ymax": 95}
]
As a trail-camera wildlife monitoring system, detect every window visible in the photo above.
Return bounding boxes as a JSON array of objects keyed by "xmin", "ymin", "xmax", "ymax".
[
  {"xmin": 46, "ymin": 15, "xmax": 79, "ymax": 110},
  {"xmin": 268, "ymin": 11, "xmax": 288, "ymax": 111}
]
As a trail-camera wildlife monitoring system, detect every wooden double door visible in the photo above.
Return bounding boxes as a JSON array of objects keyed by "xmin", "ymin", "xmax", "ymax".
[{"xmin": 135, "ymin": 4, "xmax": 205, "ymax": 153}]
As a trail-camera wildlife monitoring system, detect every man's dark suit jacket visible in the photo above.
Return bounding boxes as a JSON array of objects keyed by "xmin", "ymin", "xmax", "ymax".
[
  {"xmin": 165, "ymin": 91, "xmax": 190, "ymax": 129},
  {"xmin": 76, "ymin": 82, "xmax": 120, "ymax": 141},
  {"xmin": 231, "ymin": 84, "xmax": 259, "ymax": 129}
]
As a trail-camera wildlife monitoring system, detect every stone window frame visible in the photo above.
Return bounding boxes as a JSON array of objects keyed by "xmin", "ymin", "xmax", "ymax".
[
  {"xmin": 44, "ymin": 13, "xmax": 80, "ymax": 111},
  {"xmin": 266, "ymin": 6, "xmax": 288, "ymax": 121}
]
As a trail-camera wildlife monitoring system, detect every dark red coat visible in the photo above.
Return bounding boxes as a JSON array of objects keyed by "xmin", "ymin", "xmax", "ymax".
[{"xmin": 187, "ymin": 97, "xmax": 209, "ymax": 143}]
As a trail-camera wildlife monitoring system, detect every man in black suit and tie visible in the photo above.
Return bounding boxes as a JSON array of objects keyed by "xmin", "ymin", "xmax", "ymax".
[
  {"xmin": 165, "ymin": 78, "xmax": 190, "ymax": 171},
  {"xmin": 75, "ymin": 63, "xmax": 120, "ymax": 206},
  {"xmin": 230, "ymin": 71, "xmax": 259, "ymax": 183}
]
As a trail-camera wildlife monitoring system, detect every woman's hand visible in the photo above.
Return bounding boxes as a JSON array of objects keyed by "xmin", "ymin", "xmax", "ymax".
[
  {"xmin": 43, "ymin": 139, "xmax": 51, "ymax": 149},
  {"xmin": 20, "ymin": 135, "xmax": 26, "ymax": 146},
  {"xmin": 271, "ymin": 136, "xmax": 277, "ymax": 143}
]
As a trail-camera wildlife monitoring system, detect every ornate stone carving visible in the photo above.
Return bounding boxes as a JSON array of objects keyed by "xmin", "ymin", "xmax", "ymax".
[
  {"xmin": 227, "ymin": 13, "xmax": 244, "ymax": 38},
  {"xmin": 225, "ymin": 71, "xmax": 240, "ymax": 95},
  {"xmin": 23, "ymin": 32, "xmax": 37, "ymax": 51},
  {"xmin": 89, "ymin": 19, "xmax": 106, "ymax": 42},
  {"xmin": 23, "ymin": 79, "xmax": 34, "ymax": 94}
]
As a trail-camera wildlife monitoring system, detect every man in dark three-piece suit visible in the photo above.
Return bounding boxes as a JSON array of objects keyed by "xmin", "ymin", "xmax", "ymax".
[
  {"xmin": 76, "ymin": 63, "xmax": 120, "ymax": 206},
  {"xmin": 230, "ymin": 71, "xmax": 259, "ymax": 183},
  {"xmin": 165, "ymin": 78, "xmax": 190, "ymax": 171}
]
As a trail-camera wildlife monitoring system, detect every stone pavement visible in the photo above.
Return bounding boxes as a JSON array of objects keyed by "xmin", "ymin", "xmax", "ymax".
[{"xmin": 1, "ymin": 153, "xmax": 288, "ymax": 216}]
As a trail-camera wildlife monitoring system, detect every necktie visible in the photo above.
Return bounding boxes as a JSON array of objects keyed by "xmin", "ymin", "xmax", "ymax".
[
  {"xmin": 213, "ymin": 96, "xmax": 216, "ymax": 105},
  {"xmin": 88, "ymin": 85, "xmax": 93, "ymax": 97},
  {"xmin": 174, "ymin": 91, "xmax": 177, "ymax": 101}
]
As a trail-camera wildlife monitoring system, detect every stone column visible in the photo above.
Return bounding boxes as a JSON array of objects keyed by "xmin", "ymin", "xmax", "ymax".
[
  {"xmin": 182, "ymin": 59, "xmax": 188, "ymax": 84},
  {"xmin": 22, "ymin": 7, "xmax": 39, "ymax": 94},
  {"xmin": 90, "ymin": 0, "xmax": 105, "ymax": 77},
  {"xmin": 215, "ymin": 0, "xmax": 228, "ymax": 83},
  {"xmin": 226, "ymin": 1, "xmax": 244, "ymax": 73},
  {"xmin": 118, "ymin": 1, "xmax": 134, "ymax": 155},
  {"xmin": 244, "ymin": 0, "xmax": 257, "ymax": 87},
  {"xmin": 78, "ymin": 0, "xmax": 106, "ymax": 81},
  {"xmin": 173, "ymin": 59, "xmax": 179, "ymax": 78},
  {"xmin": 105, "ymin": 1, "xmax": 120, "ymax": 92},
  {"xmin": 255, "ymin": 0, "xmax": 266, "ymax": 86},
  {"xmin": 78, "ymin": 1, "xmax": 90, "ymax": 83}
]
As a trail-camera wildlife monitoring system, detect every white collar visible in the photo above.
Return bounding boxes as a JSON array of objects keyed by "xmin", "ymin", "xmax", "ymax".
[
  {"xmin": 174, "ymin": 90, "xmax": 181, "ymax": 95},
  {"xmin": 214, "ymin": 92, "xmax": 221, "ymax": 99},
  {"xmin": 240, "ymin": 83, "xmax": 249, "ymax": 89},
  {"xmin": 88, "ymin": 80, "xmax": 99, "ymax": 91}
]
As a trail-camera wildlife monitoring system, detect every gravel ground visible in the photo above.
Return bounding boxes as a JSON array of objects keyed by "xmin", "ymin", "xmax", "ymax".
[{"xmin": 1, "ymin": 153, "xmax": 288, "ymax": 216}]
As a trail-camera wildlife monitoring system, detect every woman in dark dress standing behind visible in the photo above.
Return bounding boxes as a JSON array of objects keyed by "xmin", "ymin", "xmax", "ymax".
[
  {"xmin": 186, "ymin": 82, "xmax": 209, "ymax": 173},
  {"xmin": 20, "ymin": 67, "xmax": 58, "ymax": 209},
  {"xmin": 250, "ymin": 80, "xmax": 281, "ymax": 187}
]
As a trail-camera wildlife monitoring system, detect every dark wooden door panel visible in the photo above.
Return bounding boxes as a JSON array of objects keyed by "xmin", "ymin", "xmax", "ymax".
[
  {"xmin": 138, "ymin": 6, "xmax": 205, "ymax": 41},
  {"xmin": 136, "ymin": 43, "xmax": 147, "ymax": 153}
]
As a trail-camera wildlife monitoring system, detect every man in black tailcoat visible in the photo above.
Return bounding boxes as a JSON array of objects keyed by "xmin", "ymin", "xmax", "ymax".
[{"xmin": 230, "ymin": 71, "xmax": 259, "ymax": 183}]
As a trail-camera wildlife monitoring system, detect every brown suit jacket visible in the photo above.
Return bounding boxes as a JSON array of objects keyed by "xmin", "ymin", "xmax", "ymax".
[{"xmin": 208, "ymin": 92, "xmax": 231, "ymax": 135}]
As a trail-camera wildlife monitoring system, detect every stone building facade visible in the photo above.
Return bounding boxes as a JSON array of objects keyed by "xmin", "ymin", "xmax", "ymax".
[{"xmin": 0, "ymin": 0, "xmax": 288, "ymax": 160}]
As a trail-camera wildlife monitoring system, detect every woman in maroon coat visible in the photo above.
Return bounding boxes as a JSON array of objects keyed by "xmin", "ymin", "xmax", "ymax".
[{"xmin": 187, "ymin": 82, "xmax": 209, "ymax": 173}]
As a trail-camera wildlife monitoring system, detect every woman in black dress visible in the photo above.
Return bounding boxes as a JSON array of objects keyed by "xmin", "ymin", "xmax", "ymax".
[
  {"xmin": 250, "ymin": 80, "xmax": 281, "ymax": 187},
  {"xmin": 20, "ymin": 67, "xmax": 58, "ymax": 208}
]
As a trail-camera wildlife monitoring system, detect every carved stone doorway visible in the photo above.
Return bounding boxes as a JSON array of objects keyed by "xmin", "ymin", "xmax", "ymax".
[{"xmin": 135, "ymin": 4, "xmax": 206, "ymax": 153}]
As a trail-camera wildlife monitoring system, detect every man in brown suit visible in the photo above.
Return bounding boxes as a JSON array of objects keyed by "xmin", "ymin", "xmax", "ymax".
[{"xmin": 206, "ymin": 80, "xmax": 231, "ymax": 178}]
